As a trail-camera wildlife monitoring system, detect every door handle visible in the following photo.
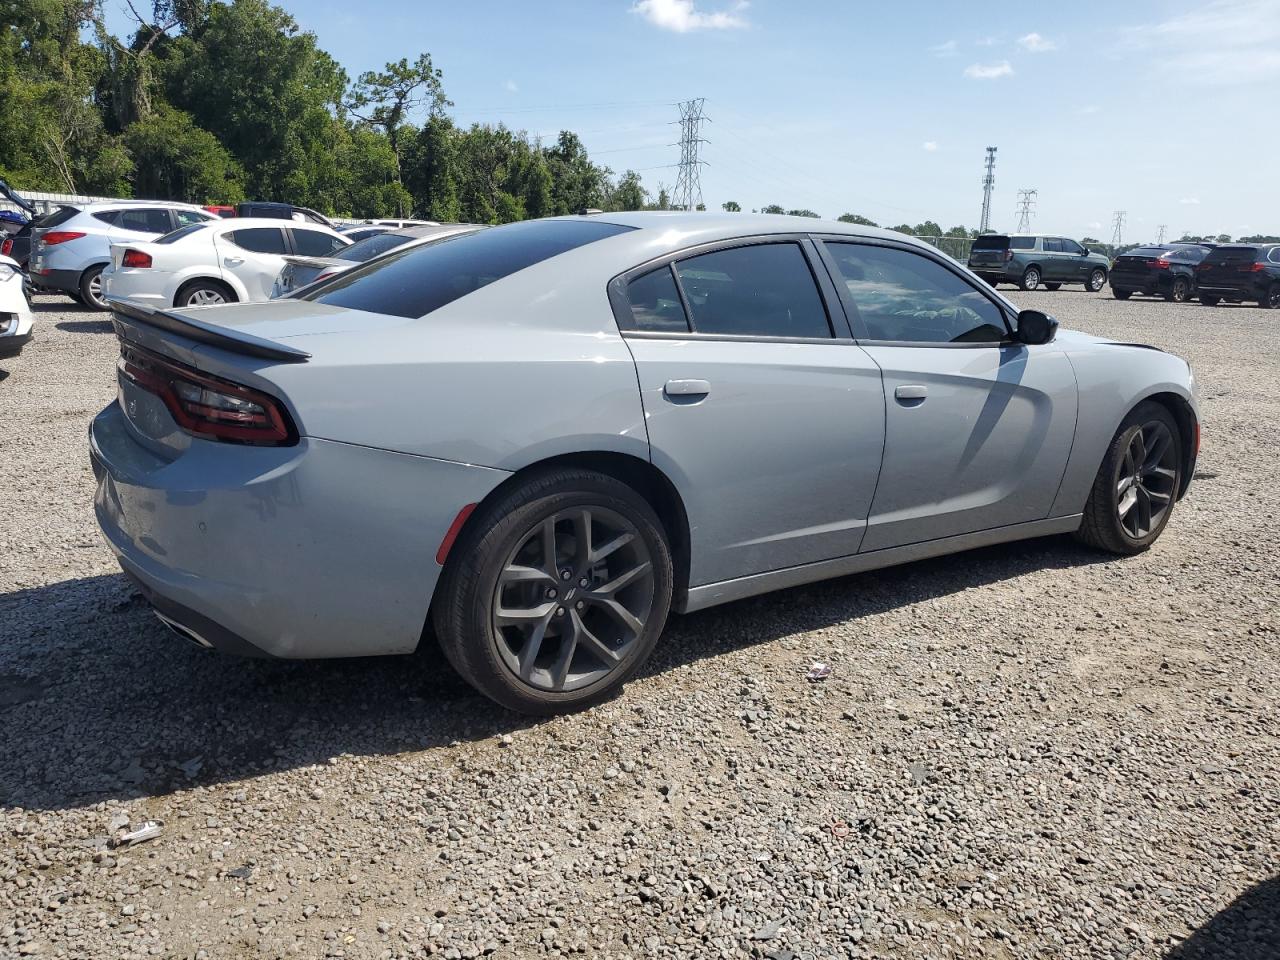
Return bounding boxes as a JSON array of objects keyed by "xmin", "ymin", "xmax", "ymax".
[
  {"xmin": 664, "ymin": 379, "xmax": 711, "ymax": 398},
  {"xmin": 894, "ymin": 384, "xmax": 928, "ymax": 402},
  {"xmin": 224, "ymin": 257, "xmax": 244, "ymax": 266}
]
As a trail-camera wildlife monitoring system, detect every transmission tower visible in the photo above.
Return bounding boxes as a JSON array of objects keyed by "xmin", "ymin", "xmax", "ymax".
[
  {"xmin": 1014, "ymin": 189, "xmax": 1037, "ymax": 233},
  {"xmin": 1111, "ymin": 210, "xmax": 1126, "ymax": 248},
  {"xmin": 672, "ymin": 99, "xmax": 709, "ymax": 212},
  {"xmin": 978, "ymin": 147, "xmax": 998, "ymax": 232},
  {"xmin": 1156, "ymin": 224, "xmax": 1167, "ymax": 244}
]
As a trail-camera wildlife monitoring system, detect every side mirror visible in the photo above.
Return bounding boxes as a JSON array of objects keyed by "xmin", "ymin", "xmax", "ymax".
[{"xmin": 1016, "ymin": 309, "xmax": 1057, "ymax": 345}]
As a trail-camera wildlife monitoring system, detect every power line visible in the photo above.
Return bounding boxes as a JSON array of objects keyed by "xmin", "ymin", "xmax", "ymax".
[
  {"xmin": 1014, "ymin": 188, "xmax": 1037, "ymax": 233},
  {"xmin": 979, "ymin": 147, "xmax": 998, "ymax": 233},
  {"xmin": 1156, "ymin": 224, "xmax": 1167, "ymax": 244},
  {"xmin": 1111, "ymin": 210, "xmax": 1126, "ymax": 247},
  {"xmin": 672, "ymin": 98, "xmax": 709, "ymax": 212}
]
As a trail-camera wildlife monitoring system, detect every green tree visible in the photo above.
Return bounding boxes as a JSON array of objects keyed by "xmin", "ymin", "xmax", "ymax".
[
  {"xmin": 608, "ymin": 170, "xmax": 647, "ymax": 212},
  {"xmin": 837, "ymin": 213, "xmax": 877, "ymax": 226},
  {"xmin": 761, "ymin": 203, "xmax": 786, "ymax": 214},
  {"xmin": 786, "ymin": 208, "xmax": 819, "ymax": 218},
  {"xmin": 544, "ymin": 131, "xmax": 610, "ymax": 214},
  {"xmin": 1215, "ymin": 233, "xmax": 1232, "ymax": 244},
  {"xmin": 889, "ymin": 223, "xmax": 917, "ymax": 235},
  {"xmin": 913, "ymin": 220, "xmax": 943, "ymax": 237},
  {"xmin": 403, "ymin": 114, "xmax": 461, "ymax": 221},
  {"xmin": 722, "ymin": 200, "xmax": 741, "ymax": 212},
  {"xmin": 122, "ymin": 105, "xmax": 243, "ymax": 201}
]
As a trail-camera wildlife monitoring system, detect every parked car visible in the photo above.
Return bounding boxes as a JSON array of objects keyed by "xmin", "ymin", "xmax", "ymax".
[
  {"xmin": 273, "ymin": 223, "xmax": 483, "ymax": 297},
  {"xmin": 1195, "ymin": 244, "xmax": 1280, "ymax": 308},
  {"xmin": 202, "ymin": 205, "xmax": 237, "ymax": 218},
  {"xmin": 1, "ymin": 222, "xmax": 34, "ymax": 272},
  {"xmin": 236, "ymin": 202, "xmax": 335, "ymax": 228},
  {"xmin": 29, "ymin": 201, "xmax": 217, "ymax": 309},
  {"xmin": 358, "ymin": 218, "xmax": 439, "ymax": 229},
  {"xmin": 1110, "ymin": 243, "xmax": 1214, "ymax": 302},
  {"xmin": 338, "ymin": 225, "xmax": 396, "ymax": 242},
  {"xmin": 92, "ymin": 213, "xmax": 1199, "ymax": 714},
  {"xmin": 103, "ymin": 218, "xmax": 350, "ymax": 308},
  {"xmin": 968, "ymin": 234, "xmax": 1110, "ymax": 292},
  {"xmin": 0, "ymin": 253, "xmax": 34, "ymax": 359}
]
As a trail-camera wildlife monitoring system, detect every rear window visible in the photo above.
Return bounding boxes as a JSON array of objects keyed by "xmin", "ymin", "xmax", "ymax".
[
  {"xmin": 307, "ymin": 219, "xmax": 634, "ymax": 318},
  {"xmin": 37, "ymin": 206, "xmax": 80, "ymax": 229},
  {"xmin": 1121, "ymin": 247, "xmax": 1169, "ymax": 259},
  {"xmin": 971, "ymin": 235, "xmax": 1009, "ymax": 250},
  {"xmin": 337, "ymin": 231, "xmax": 414, "ymax": 262},
  {"xmin": 154, "ymin": 224, "xmax": 210, "ymax": 245},
  {"xmin": 1204, "ymin": 246, "xmax": 1258, "ymax": 265}
]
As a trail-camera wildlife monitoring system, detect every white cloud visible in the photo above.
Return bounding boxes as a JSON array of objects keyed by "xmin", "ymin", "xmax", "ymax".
[
  {"xmin": 964, "ymin": 60, "xmax": 1014, "ymax": 79},
  {"xmin": 975, "ymin": 35, "xmax": 998, "ymax": 47},
  {"xmin": 504, "ymin": 79, "xmax": 518, "ymax": 93},
  {"xmin": 930, "ymin": 40, "xmax": 957, "ymax": 57},
  {"xmin": 1119, "ymin": 0, "xmax": 1280, "ymax": 84},
  {"xmin": 922, "ymin": 141, "xmax": 938, "ymax": 152},
  {"xmin": 1180, "ymin": 197, "xmax": 1202, "ymax": 205},
  {"xmin": 1018, "ymin": 32, "xmax": 1057, "ymax": 52},
  {"xmin": 632, "ymin": 0, "xmax": 749, "ymax": 32}
]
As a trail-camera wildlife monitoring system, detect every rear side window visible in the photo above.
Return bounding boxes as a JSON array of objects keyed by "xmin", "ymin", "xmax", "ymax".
[
  {"xmin": 38, "ymin": 206, "xmax": 81, "ymax": 229},
  {"xmin": 154, "ymin": 224, "xmax": 210, "ymax": 245},
  {"xmin": 227, "ymin": 227, "xmax": 287, "ymax": 254},
  {"xmin": 308, "ymin": 219, "xmax": 633, "ymax": 318},
  {"xmin": 1270, "ymin": 248, "xmax": 1280, "ymax": 264},
  {"xmin": 625, "ymin": 267, "xmax": 689, "ymax": 332},
  {"xmin": 1043, "ymin": 238, "xmax": 1064, "ymax": 253},
  {"xmin": 292, "ymin": 229, "xmax": 346, "ymax": 256},
  {"xmin": 824, "ymin": 242, "xmax": 1008, "ymax": 344},
  {"xmin": 92, "ymin": 210, "xmax": 121, "ymax": 226},
  {"xmin": 671, "ymin": 244, "xmax": 831, "ymax": 338},
  {"xmin": 1009, "ymin": 236, "xmax": 1036, "ymax": 250},
  {"xmin": 118, "ymin": 208, "xmax": 174, "ymax": 233},
  {"xmin": 971, "ymin": 235, "xmax": 1009, "ymax": 251},
  {"xmin": 337, "ymin": 232, "xmax": 413, "ymax": 261}
]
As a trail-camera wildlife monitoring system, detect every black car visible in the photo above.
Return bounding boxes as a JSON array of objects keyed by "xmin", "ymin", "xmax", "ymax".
[
  {"xmin": 1109, "ymin": 243, "xmax": 1213, "ymax": 303},
  {"xmin": 236, "ymin": 202, "xmax": 335, "ymax": 228},
  {"xmin": 1195, "ymin": 244, "xmax": 1280, "ymax": 308},
  {"xmin": 1, "ymin": 222, "xmax": 32, "ymax": 270}
]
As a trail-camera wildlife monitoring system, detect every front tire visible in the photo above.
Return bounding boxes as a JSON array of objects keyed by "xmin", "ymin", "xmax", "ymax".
[
  {"xmin": 78, "ymin": 265, "xmax": 108, "ymax": 311},
  {"xmin": 1075, "ymin": 401, "xmax": 1182, "ymax": 555},
  {"xmin": 1086, "ymin": 268, "xmax": 1107, "ymax": 292},
  {"xmin": 432, "ymin": 469, "xmax": 674, "ymax": 715},
  {"xmin": 1020, "ymin": 267, "xmax": 1041, "ymax": 291}
]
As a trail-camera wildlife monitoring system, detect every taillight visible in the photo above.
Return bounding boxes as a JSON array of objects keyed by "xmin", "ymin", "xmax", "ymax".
[
  {"xmin": 1249, "ymin": 262, "xmax": 1266, "ymax": 272},
  {"xmin": 41, "ymin": 231, "xmax": 86, "ymax": 245},
  {"xmin": 1149, "ymin": 259, "xmax": 1171, "ymax": 270},
  {"xmin": 1004, "ymin": 249, "xmax": 1014, "ymax": 262},
  {"xmin": 117, "ymin": 344, "xmax": 296, "ymax": 446},
  {"xmin": 122, "ymin": 249, "xmax": 152, "ymax": 268},
  {"xmin": 0, "ymin": 238, "xmax": 11, "ymax": 256}
]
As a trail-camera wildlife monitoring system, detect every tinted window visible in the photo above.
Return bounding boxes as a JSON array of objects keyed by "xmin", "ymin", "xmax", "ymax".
[
  {"xmin": 1009, "ymin": 236, "xmax": 1036, "ymax": 250},
  {"xmin": 154, "ymin": 224, "xmax": 210, "ymax": 245},
  {"xmin": 1060, "ymin": 238, "xmax": 1084, "ymax": 255},
  {"xmin": 1203, "ymin": 246, "xmax": 1258, "ymax": 265},
  {"xmin": 118, "ymin": 208, "xmax": 174, "ymax": 233},
  {"xmin": 1043, "ymin": 237, "xmax": 1063, "ymax": 253},
  {"xmin": 341, "ymin": 226, "xmax": 391, "ymax": 243},
  {"xmin": 174, "ymin": 209, "xmax": 211, "ymax": 227},
  {"xmin": 227, "ymin": 227, "xmax": 287, "ymax": 254},
  {"xmin": 971, "ymin": 235, "xmax": 1009, "ymax": 251},
  {"xmin": 625, "ymin": 267, "xmax": 689, "ymax": 332},
  {"xmin": 1123, "ymin": 246, "xmax": 1169, "ymax": 259},
  {"xmin": 672, "ymin": 244, "xmax": 830, "ymax": 339},
  {"xmin": 308, "ymin": 219, "xmax": 633, "ymax": 318},
  {"xmin": 1270, "ymin": 248, "xmax": 1280, "ymax": 264},
  {"xmin": 292, "ymin": 228, "xmax": 346, "ymax": 256},
  {"xmin": 825, "ymin": 242, "xmax": 1008, "ymax": 344},
  {"xmin": 37, "ymin": 206, "xmax": 80, "ymax": 229},
  {"xmin": 337, "ymin": 232, "xmax": 413, "ymax": 262},
  {"xmin": 92, "ymin": 210, "xmax": 120, "ymax": 226}
]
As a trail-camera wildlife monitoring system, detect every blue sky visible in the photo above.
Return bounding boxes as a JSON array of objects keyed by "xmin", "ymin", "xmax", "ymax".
[{"xmin": 109, "ymin": 0, "xmax": 1280, "ymax": 239}]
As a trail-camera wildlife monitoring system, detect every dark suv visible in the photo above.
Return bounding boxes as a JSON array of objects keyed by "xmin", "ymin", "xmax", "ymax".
[
  {"xmin": 968, "ymin": 234, "xmax": 1110, "ymax": 292},
  {"xmin": 1109, "ymin": 243, "xmax": 1213, "ymax": 303},
  {"xmin": 1195, "ymin": 244, "xmax": 1280, "ymax": 308}
]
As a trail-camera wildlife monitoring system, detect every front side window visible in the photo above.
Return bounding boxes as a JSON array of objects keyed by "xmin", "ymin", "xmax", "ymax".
[
  {"xmin": 227, "ymin": 227, "xmax": 288, "ymax": 254},
  {"xmin": 292, "ymin": 229, "xmax": 346, "ymax": 256},
  {"xmin": 119, "ymin": 208, "xmax": 175, "ymax": 234},
  {"xmin": 823, "ymin": 242, "xmax": 1009, "ymax": 344},
  {"xmin": 672, "ymin": 243, "xmax": 831, "ymax": 338},
  {"xmin": 174, "ymin": 209, "xmax": 211, "ymax": 227},
  {"xmin": 625, "ymin": 267, "xmax": 689, "ymax": 332},
  {"xmin": 1060, "ymin": 239, "xmax": 1084, "ymax": 255}
]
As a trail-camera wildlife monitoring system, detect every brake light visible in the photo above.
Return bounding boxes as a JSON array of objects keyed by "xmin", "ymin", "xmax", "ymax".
[
  {"xmin": 117, "ymin": 344, "xmax": 296, "ymax": 445},
  {"xmin": 1149, "ymin": 259, "xmax": 1171, "ymax": 269},
  {"xmin": 122, "ymin": 249, "xmax": 152, "ymax": 268},
  {"xmin": 1004, "ymin": 249, "xmax": 1014, "ymax": 262},
  {"xmin": 0, "ymin": 238, "xmax": 11, "ymax": 256},
  {"xmin": 1249, "ymin": 262, "xmax": 1266, "ymax": 272},
  {"xmin": 41, "ymin": 231, "xmax": 86, "ymax": 245}
]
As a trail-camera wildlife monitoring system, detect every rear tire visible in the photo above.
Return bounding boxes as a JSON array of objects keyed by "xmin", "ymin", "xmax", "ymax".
[
  {"xmin": 1261, "ymin": 284, "xmax": 1280, "ymax": 309},
  {"xmin": 432, "ymin": 469, "xmax": 674, "ymax": 715},
  {"xmin": 1020, "ymin": 267, "xmax": 1041, "ymax": 291},
  {"xmin": 175, "ymin": 279, "xmax": 235, "ymax": 308},
  {"xmin": 1167, "ymin": 277, "xmax": 1191, "ymax": 303},
  {"xmin": 1112, "ymin": 289, "xmax": 1132, "ymax": 300},
  {"xmin": 1045, "ymin": 282, "xmax": 1062, "ymax": 291},
  {"xmin": 1086, "ymin": 268, "xmax": 1107, "ymax": 292},
  {"xmin": 78, "ymin": 264, "xmax": 108, "ymax": 311},
  {"xmin": 1199, "ymin": 294, "xmax": 1220, "ymax": 306},
  {"xmin": 1075, "ymin": 401, "xmax": 1182, "ymax": 555}
]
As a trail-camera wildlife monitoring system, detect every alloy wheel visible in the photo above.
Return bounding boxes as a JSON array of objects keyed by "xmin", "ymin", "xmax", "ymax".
[
  {"xmin": 1024, "ymin": 268, "xmax": 1040, "ymax": 291},
  {"xmin": 1172, "ymin": 278, "xmax": 1189, "ymax": 302},
  {"xmin": 187, "ymin": 288, "xmax": 226, "ymax": 306},
  {"xmin": 1115, "ymin": 420, "xmax": 1178, "ymax": 540},
  {"xmin": 1089, "ymin": 269, "xmax": 1106, "ymax": 291},
  {"xmin": 87, "ymin": 272, "xmax": 106, "ymax": 308},
  {"xmin": 1268, "ymin": 286, "xmax": 1280, "ymax": 309},
  {"xmin": 492, "ymin": 507, "xmax": 654, "ymax": 693}
]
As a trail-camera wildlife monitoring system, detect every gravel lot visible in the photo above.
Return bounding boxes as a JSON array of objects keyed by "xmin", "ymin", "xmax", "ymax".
[{"xmin": 1, "ymin": 289, "xmax": 1276, "ymax": 960}]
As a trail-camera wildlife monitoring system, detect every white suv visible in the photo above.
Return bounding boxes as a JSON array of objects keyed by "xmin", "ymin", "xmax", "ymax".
[{"xmin": 29, "ymin": 201, "xmax": 216, "ymax": 309}]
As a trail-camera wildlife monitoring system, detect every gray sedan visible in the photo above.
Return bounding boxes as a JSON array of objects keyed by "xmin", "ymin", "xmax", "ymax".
[{"xmin": 92, "ymin": 213, "xmax": 1199, "ymax": 714}]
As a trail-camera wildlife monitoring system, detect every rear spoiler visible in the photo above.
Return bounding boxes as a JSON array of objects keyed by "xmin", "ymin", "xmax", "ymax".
[{"xmin": 107, "ymin": 297, "xmax": 310, "ymax": 364}]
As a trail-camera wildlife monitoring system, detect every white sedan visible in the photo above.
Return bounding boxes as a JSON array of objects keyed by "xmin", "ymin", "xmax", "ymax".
[
  {"xmin": 0, "ymin": 254, "xmax": 33, "ymax": 359},
  {"xmin": 102, "ymin": 218, "xmax": 350, "ymax": 308}
]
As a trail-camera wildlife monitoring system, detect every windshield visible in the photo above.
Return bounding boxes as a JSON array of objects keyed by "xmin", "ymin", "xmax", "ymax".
[{"xmin": 305, "ymin": 219, "xmax": 633, "ymax": 318}]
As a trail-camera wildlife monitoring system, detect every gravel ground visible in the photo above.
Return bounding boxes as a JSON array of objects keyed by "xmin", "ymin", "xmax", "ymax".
[{"xmin": 1, "ymin": 289, "xmax": 1276, "ymax": 960}]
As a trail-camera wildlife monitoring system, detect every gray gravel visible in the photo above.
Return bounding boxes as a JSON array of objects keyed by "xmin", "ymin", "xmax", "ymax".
[{"xmin": 1, "ymin": 289, "xmax": 1277, "ymax": 960}]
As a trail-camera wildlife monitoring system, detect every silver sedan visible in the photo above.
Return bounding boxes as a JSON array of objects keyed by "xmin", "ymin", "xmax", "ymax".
[{"xmin": 91, "ymin": 213, "xmax": 1199, "ymax": 714}]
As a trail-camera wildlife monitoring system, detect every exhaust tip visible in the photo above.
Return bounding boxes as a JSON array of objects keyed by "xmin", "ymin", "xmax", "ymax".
[{"xmin": 154, "ymin": 611, "xmax": 214, "ymax": 650}]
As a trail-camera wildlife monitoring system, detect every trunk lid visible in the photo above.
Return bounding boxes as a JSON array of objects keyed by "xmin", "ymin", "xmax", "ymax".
[{"xmin": 1199, "ymin": 246, "xmax": 1258, "ymax": 283}]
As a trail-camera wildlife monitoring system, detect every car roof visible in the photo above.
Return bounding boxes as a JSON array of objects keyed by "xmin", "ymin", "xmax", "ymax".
[
  {"xmin": 78, "ymin": 199, "xmax": 210, "ymax": 212},
  {"xmin": 209, "ymin": 217, "xmax": 345, "ymax": 234}
]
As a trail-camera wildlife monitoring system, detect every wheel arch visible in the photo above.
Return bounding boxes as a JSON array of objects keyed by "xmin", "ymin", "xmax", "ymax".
[
  {"xmin": 173, "ymin": 275, "xmax": 239, "ymax": 307},
  {"xmin": 1136, "ymin": 390, "xmax": 1198, "ymax": 499},
  {"xmin": 436, "ymin": 450, "xmax": 692, "ymax": 610}
]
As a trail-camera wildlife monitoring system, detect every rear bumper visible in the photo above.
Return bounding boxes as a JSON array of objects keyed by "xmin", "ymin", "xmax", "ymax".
[
  {"xmin": 1196, "ymin": 281, "xmax": 1265, "ymax": 299},
  {"xmin": 90, "ymin": 400, "xmax": 510, "ymax": 658},
  {"xmin": 31, "ymin": 267, "xmax": 81, "ymax": 296},
  {"xmin": 968, "ymin": 261, "xmax": 1016, "ymax": 280}
]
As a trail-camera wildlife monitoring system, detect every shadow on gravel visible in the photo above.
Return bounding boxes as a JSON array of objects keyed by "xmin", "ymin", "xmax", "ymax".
[
  {"xmin": 55, "ymin": 319, "xmax": 114, "ymax": 334},
  {"xmin": 0, "ymin": 535, "xmax": 1112, "ymax": 812},
  {"xmin": 0, "ymin": 369, "xmax": 9, "ymax": 383},
  {"xmin": 1167, "ymin": 874, "xmax": 1280, "ymax": 959}
]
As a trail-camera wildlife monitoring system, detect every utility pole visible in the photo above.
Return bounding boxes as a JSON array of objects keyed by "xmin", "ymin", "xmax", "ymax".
[
  {"xmin": 978, "ymin": 146, "xmax": 997, "ymax": 233},
  {"xmin": 1014, "ymin": 188, "xmax": 1037, "ymax": 233},
  {"xmin": 1111, "ymin": 210, "xmax": 1126, "ymax": 248},
  {"xmin": 1156, "ymin": 224, "xmax": 1167, "ymax": 244},
  {"xmin": 672, "ymin": 99, "xmax": 709, "ymax": 212}
]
